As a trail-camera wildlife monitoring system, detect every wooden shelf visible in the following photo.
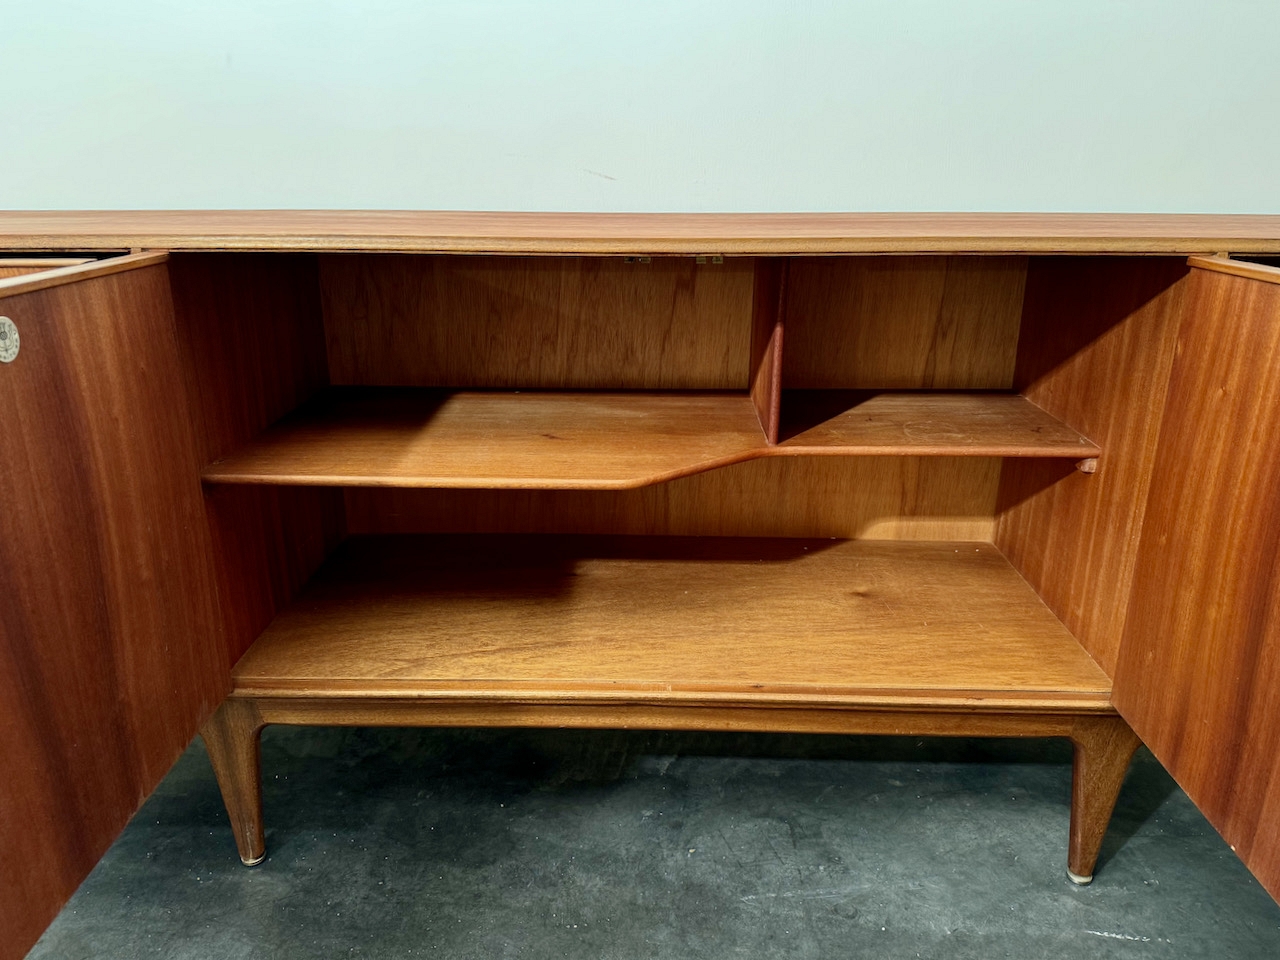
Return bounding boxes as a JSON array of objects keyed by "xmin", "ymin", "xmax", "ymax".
[
  {"xmin": 203, "ymin": 389, "xmax": 1099, "ymax": 492},
  {"xmin": 777, "ymin": 392, "xmax": 1100, "ymax": 458},
  {"xmin": 201, "ymin": 389, "xmax": 769, "ymax": 490},
  {"xmin": 232, "ymin": 535, "xmax": 1112, "ymax": 713}
]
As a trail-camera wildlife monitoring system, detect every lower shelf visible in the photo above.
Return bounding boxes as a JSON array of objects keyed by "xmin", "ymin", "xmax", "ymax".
[{"xmin": 232, "ymin": 536, "xmax": 1112, "ymax": 714}]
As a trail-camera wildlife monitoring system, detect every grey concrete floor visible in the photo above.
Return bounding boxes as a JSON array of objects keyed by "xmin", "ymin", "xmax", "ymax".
[{"xmin": 29, "ymin": 728, "xmax": 1280, "ymax": 959}]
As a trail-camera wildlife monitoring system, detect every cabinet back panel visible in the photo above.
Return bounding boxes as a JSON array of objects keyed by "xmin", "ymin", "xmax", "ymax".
[
  {"xmin": 995, "ymin": 257, "xmax": 1187, "ymax": 675},
  {"xmin": 345, "ymin": 456, "xmax": 999, "ymax": 541},
  {"xmin": 781, "ymin": 256, "xmax": 1026, "ymax": 389},
  {"xmin": 321, "ymin": 254, "xmax": 756, "ymax": 389}
]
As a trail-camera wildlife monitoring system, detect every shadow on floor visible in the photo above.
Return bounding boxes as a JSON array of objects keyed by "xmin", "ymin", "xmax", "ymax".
[{"xmin": 28, "ymin": 728, "xmax": 1280, "ymax": 960}]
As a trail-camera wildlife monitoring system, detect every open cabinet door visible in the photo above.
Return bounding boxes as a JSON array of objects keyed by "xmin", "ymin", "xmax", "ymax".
[
  {"xmin": 1113, "ymin": 257, "xmax": 1280, "ymax": 902},
  {"xmin": 0, "ymin": 256, "xmax": 228, "ymax": 960}
]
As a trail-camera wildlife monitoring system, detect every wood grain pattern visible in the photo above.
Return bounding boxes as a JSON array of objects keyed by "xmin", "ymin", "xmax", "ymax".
[
  {"xmin": 0, "ymin": 261, "xmax": 225, "ymax": 960},
  {"xmin": 344, "ymin": 456, "xmax": 1000, "ymax": 541},
  {"xmin": 231, "ymin": 536, "xmax": 1111, "ymax": 711},
  {"xmin": 242, "ymin": 698, "xmax": 1110, "ymax": 735},
  {"xmin": 0, "ymin": 258, "xmax": 93, "ymax": 267},
  {"xmin": 208, "ymin": 528, "xmax": 1133, "ymax": 881},
  {"xmin": 10, "ymin": 222, "xmax": 1280, "ymax": 936},
  {"xmin": 1113, "ymin": 266, "xmax": 1280, "ymax": 903},
  {"xmin": 202, "ymin": 694, "xmax": 1128, "ymax": 877},
  {"xmin": 166, "ymin": 254, "xmax": 344, "ymax": 666},
  {"xmin": 1, "ymin": 210, "xmax": 1279, "ymax": 254},
  {"xmin": 0, "ymin": 258, "xmax": 91, "ymax": 280},
  {"xmin": 995, "ymin": 258, "xmax": 1188, "ymax": 675},
  {"xmin": 199, "ymin": 699, "xmax": 266, "ymax": 866},
  {"xmin": 320, "ymin": 254, "xmax": 754, "ymax": 389},
  {"xmin": 0, "ymin": 251, "xmax": 168, "ymax": 299},
  {"xmin": 202, "ymin": 387, "xmax": 1091, "ymax": 491},
  {"xmin": 1067, "ymin": 717, "xmax": 1141, "ymax": 882},
  {"xmin": 749, "ymin": 259, "xmax": 786, "ymax": 441},
  {"xmin": 1186, "ymin": 255, "xmax": 1280, "ymax": 285},
  {"xmin": 782, "ymin": 256, "xmax": 1026, "ymax": 389},
  {"xmin": 202, "ymin": 389, "xmax": 769, "ymax": 490},
  {"xmin": 777, "ymin": 392, "xmax": 1098, "ymax": 457}
]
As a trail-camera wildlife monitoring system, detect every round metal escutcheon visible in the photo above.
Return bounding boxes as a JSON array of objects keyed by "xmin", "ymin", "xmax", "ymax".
[{"xmin": 0, "ymin": 317, "xmax": 18, "ymax": 363}]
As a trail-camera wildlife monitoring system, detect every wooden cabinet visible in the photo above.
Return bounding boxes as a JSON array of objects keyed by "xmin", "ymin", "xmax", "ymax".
[{"xmin": 3, "ymin": 213, "xmax": 1280, "ymax": 960}]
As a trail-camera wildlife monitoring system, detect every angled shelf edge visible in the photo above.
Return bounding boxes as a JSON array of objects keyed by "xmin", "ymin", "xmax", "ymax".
[
  {"xmin": 1187, "ymin": 255, "xmax": 1280, "ymax": 285},
  {"xmin": 201, "ymin": 389, "xmax": 770, "ymax": 490},
  {"xmin": 774, "ymin": 392, "xmax": 1101, "ymax": 458},
  {"xmin": 201, "ymin": 388, "xmax": 1100, "ymax": 491},
  {"xmin": 230, "ymin": 535, "xmax": 1114, "ymax": 714}
]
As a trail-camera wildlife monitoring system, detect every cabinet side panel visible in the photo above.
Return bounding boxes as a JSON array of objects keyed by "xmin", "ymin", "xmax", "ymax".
[
  {"xmin": 994, "ymin": 258, "xmax": 1186, "ymax": 674},
  {"xmin": 345, "ymin": 456, "xmax": 999, "ymax": 541},
  {"xmin": 168, "ymin": 254, "xmax": 345, "ymax": 665},
  {"xmin": 321, "ymin": 254, "xmax": 755, "ymax": 389},
  {"xmin": 1113, "ymin": 268, "xmax": 1280, "ymax": 902},
  {"xmin": 0, "ymin": 266, "xmax": 226, "ymax": 960},
  {"xmin": 782, "ymin": 256, "xmax": 1026, "ymax": 389}
]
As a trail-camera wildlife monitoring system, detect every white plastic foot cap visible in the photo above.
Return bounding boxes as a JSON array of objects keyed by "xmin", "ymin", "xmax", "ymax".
[{"xmin": 1066, "ymin": 869, "xmax": 1093, "ymax": 886}]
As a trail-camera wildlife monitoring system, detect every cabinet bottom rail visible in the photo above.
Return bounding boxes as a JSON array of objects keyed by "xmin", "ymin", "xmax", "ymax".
[{"xmin": 200, "ymin": 696, "xmax": 1138, "ymax": 885}]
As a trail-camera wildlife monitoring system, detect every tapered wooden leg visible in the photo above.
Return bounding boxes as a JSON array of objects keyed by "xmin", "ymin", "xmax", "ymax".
[
  {"xmin": 200, "ymin": 698, "xmax": 266, "ymax": 866},
  {"xmin": 1066, "ymin": 715, "xmax": 1140, "ymax": 885}
]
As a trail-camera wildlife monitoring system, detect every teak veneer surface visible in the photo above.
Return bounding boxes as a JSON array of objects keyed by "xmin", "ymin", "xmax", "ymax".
[
  {"xmin": 1185, "ymin": 255, "xmax": 1280, "ymax": 285},
  {"xmin": 995, "ymin": 258, "xmax": 1189, "ymax": 674},
  {"xmin": 0, "ymin": 251, "xmax": 168, "ymax": 297},
  {"xmin": 344, "ymin": 456, "xmax": 1002, "ymax": 542},
  {"xmin": 748, "ymin": 259, "xmax": 786, "ymax": 442},
  {"xmin": 3, "ymin": 211, "xmax": 1280, "ymax": 253},
  {"xmin": 232, "ymin": 536, "xmax": 1112, "ymax": 712},
  {"xmin": 166, "ymin": 254, "xmax": 345, "ymax": 666},
  {"xmin": 203, "ymin": 389, "xmax": 1097, "ymax": 491},
  {"xmin": 0, "ymin": 256, "xmax": 226, "ymax": 956},
  {"xmin": 781, "ymin": 256, "xmax": 1026, "ymax": 390},
  {"xmin": 778, "ymin": 392, "xmax": 1098, "ymax": 457},
  {"xmin": 11, "ymin": 221, "xmax": 1280, "ymax": 956},
  {"xmin": 1114, "ymin": 266, "xmax": 1280, "ymax": 902},
  {"xmin": 320, "ymin": 254, "xmax": 755, "ymax": 390},
  {"xmin": 202, "ymin": 389, "xmax": 769, "ymax": 489},
  {"xmin": 0, "ymin": 258, "xmax": 91, "ymax": 279}
]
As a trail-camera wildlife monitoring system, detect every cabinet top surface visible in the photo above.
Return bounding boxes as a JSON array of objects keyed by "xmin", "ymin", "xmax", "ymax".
[{"xmin": 2, "ymin": 211, "xmax": 1279, "ymax": 254}]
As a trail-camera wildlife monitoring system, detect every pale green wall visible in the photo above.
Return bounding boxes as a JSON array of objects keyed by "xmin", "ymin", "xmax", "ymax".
[{"xmin": 2, "ymin": 1, "xmax": 1277, "ymax": 212}]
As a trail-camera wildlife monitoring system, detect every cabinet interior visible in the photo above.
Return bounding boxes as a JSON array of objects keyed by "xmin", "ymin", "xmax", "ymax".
[
  {"xmin": 163, "ymin": 251, "xmax": 1189, "ymax": 702},
  {"xmin": 8, "ymin": 219, "xmax": 1280, "ymax": 955}
]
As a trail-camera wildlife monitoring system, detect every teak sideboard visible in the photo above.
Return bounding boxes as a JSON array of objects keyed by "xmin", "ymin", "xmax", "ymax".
[{"xmin": 3, "ymin": 212, "xmax": 1280, "ymax": 959}]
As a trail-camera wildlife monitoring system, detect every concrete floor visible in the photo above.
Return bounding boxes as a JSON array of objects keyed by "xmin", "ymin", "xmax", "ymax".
[{"xmin": 29, "ymin": 728, "xmax": 1280, "ymax": 959}]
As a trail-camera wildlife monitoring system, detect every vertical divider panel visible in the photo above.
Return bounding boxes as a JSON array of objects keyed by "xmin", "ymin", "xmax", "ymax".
[
  {"xmin": 168, "ymin": 254, "xmax": 345, "ymax": 667},
  {"xmin": 750, "ymin": 258, "xmax": 787, "ymax": 442}
]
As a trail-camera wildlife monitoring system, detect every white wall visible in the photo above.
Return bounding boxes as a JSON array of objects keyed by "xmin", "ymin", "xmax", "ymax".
[{"xmin": 2, "ymin": 1, "xmax": 1277, "ymax": 212}]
